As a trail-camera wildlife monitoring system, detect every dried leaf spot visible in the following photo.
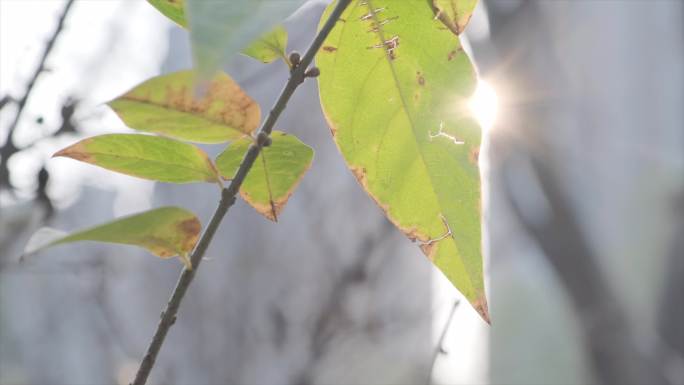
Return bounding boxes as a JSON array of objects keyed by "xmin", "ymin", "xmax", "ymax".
[
  {"xmin": 350, "ymin": 165, "xmax": 368, "ymax": 186},
  {"xmin": 474, "ymin": 294, "xmax": 490, "ymax": 324},
  {"xmin": 419, "ymin": 242, "xmax": 437, "ymax": 260},
  {"xmin": 176, "ymin": 218, "xmax": 201, "ymax": 251},
  {"xmin": 322, "ymin": 46, "xmax": 338, "ymax": 53},
  {"xmin": 417, "ymin": 214, "xmax": 452, "ymax": 261},
  {"xmin": 135, "ymin": 75, "xmax": 260, "ymax": 135},
  {"xmin": 447, "ymin": 47, "xmax": 464, "ymax": 61},
  {"xmin": 416, "ymin": 71, "xmax": 425, "ymax": 86},
  {"xmin": 469, "ymin": 146, "xmax": 480, "ymax": 164},
  {"xmin": 53, "ymin": 146, "xmax": 94, "ymax": 162}
]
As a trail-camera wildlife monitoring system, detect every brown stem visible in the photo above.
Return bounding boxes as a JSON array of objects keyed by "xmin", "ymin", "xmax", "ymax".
[{"xmin": 131, "ymin": 1, "xmax": 352, "ymax": 384}]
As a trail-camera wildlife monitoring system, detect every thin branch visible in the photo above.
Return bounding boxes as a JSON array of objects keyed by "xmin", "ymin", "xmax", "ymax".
[
  {"xmin": 425, "ymin": 299, "xmax": 460, "ymax": 385},
  {"xmin": 130, "ymin": 2, "xmax": 352, "ymax": 384},
  {"xmin": 0, "ymin": 0, "xmax": 76, "ymax": 167}
]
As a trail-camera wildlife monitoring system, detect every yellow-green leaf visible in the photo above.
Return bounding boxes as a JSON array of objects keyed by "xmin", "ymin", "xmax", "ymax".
[
  {"xmin": 54, "ymin": 134, "xmax": 220, "ymax": 184},
  {"xmin": 23, "ymin": 207, "xmax": 201, "ymax": 267},
  {"xmin": 431, "ymin": 0, "xmax": 478, "ymax": 35},
  {"xmin": 241, "ymin": 25, "xmax": 289, "ymax": 64},
  {"xmin": 317, "ymin": 1, "xmax": 486, "ymax": 318},
  {"xmin": 108, "ymin": 70, "xmax": 260, "ymax": 144},
  {"xmin": 215, "ymin": 131, "xmax": 313, "ymax": 221},
  {"xmin": 148, "ymin": 0, "xmax": 187, "ymax": 27}
]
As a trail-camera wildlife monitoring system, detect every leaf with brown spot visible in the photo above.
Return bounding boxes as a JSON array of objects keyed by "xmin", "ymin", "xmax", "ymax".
[
  {"xmin": 23, "ymin": 207, "xmax": 201, "ymax": 267},
  {"xmin": 54, "ymin": 134, "xmax": 220, "ymax": 184},
  {"xmin": 108, "ymin": 70, "xmax": 260, "ymax": 144},
  {"xmin": 318, "ymin": 1, "xmax": 485, "ymax": 317},
  {"xmin": 431, "ymin": 0, "xmax": 478, "ymax": 36},
  {"xmin": 215, "ymin": 131, "xmax": 313, "ymax": 221}
]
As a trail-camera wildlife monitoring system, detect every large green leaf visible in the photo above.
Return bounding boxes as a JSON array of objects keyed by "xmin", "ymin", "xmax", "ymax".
[
  {"xmin": 24, "ymin": 207, "xmax": 201, "ymax": 268},
  {"xmin": 185, "ymin": 0, "xmax": 305, "ymax": 77},
  {"xmin": 108, "ymin": 70, "xmax": 260, "ymax": 144},
  {"xmin": 215, "ymin": 131, "xmax": 313, "ymax": 221},
  {"xmin": 317, "ymin": 1, "xmax": 485, "ymax": 316},
  {"xmin": 54, "ymin": 134, "xmax": 219, "ymax": 184},
  {"xmin": 147, "ymin": 1, "xmax": 289, "ymax": 64},
  {"xmin": 431, "ymin": 0, "xmax": 478, "ymax": 35}
]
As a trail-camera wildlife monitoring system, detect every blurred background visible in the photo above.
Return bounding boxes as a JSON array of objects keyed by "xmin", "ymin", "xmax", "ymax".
[
  {"xmin": 2, "ymin": 1, "xmax": 683, "ymax": 385},
  {"xmin": 0, "ymin": 1, "xmax": 487, "ymax": 384}
]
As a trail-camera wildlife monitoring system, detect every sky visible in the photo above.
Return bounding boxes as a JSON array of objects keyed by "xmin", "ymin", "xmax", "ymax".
[{"xmin": 1, "ymin": 0, "xmax": 173, "ymax": 215}]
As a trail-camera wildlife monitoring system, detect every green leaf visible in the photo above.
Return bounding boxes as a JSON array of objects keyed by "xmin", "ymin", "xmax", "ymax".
[
  {"xmin": 317, "ymin": 1, "xmax": 485, "ymax": 317},
  {"xmin": 24, "ymin": 207, "xmax": 201, "ymax": 268},
  {"xmin": 241, "ymin": 25, "xmax": 289, "ymax": 64},
  {"xmin": 54, "ymin": 134, "xmax": 220, "ymax": 184},
  {"xmin": 108, "ymin": 70, "xmax": 260, "ymax": 144},
  {"xmin": 148, "ymin": 0, "xmax": 187, "ymax": 27},
  {"xmin": 431, "ymin": 0, "xmax": 478, "ymax": 35},
  {"xmin": 185, "ymin": 0, "xmax": 305, "ymax": 78},
  {"xmin": 215, "ymin": 131, "xmax": 313, "ymax": 221}
]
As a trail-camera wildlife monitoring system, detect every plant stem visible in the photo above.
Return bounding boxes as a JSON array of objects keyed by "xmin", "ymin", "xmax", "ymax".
[{"xmin": 131, "ymin": 1, "xmax": 351, "ymax": 384}]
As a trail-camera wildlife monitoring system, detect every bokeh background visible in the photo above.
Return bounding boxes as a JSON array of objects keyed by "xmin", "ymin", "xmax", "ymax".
[
  {"xmin": 2, "ymin": 1, "xmax": 683, "ymax": 385},
  {"xmin": 0, "ymin": 1, "xmax": 487, "ymax": 384}
]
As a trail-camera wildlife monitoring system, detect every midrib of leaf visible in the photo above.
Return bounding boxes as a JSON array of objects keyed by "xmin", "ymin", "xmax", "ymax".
[
  {"xmin": 120, "ymin": 96, "xmax": 252, "ymax": 136},
  {"xmin": 364, "ymin": 0, "xmax": 462, "ymax": 251},
  {"xmin": 260, "ymin": 150, "xmax": 278, "ymax": 220},
  {"xmin": 85, "ymin": 151, "xmax": 216, "ymax": 180},
  {"xmin": 261, "ymin": 40, "xmax": 286, "ymax": 61}
]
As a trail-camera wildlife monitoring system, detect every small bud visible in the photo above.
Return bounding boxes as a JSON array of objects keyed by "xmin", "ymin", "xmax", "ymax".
[
  {"xmin": 289, "ymin": 51, "xmax": 301, "ymax": 67},
  {"xmin": 256, "ymin": 132, "xmax": 271, "ymax": 147},
  {"xmin": 305, "ymin": 67, "xmax": 320, "ymax": 78}
]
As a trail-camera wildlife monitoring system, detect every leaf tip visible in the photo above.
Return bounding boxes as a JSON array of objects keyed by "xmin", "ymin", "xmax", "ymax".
[{"xmin": 474, "ymin": 293, "xmax": 490, "ymax": 324}]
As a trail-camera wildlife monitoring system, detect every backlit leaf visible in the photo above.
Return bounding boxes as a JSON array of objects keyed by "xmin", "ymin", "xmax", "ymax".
[
  {"xmin": 24, "ymin": 207, "xmax": 201, "ymax": 267},
  {"xmin": 108, "ymin": 70, "xmax": 260, "ymax": 144},
  {"xmin": 215, "ymin": 131, "xmax": 313, "ymax": 221},
  {"xmin": 186, "ymin": 0, "xmax": 305, "ymax": 78},
  {"xmin": 317, "ymin": 1, "xmax": 486, "ymax": 317},
  {"xmin": 54, "ymin": 134, "xmax": 219, "ymax": 184},
  {"xmin": 432, "ymin": 0, "xmax": 478, "ymax": 35},
  {"xmin": 241, "ymin": 25, "xmax": 289, "ymax": 64}
]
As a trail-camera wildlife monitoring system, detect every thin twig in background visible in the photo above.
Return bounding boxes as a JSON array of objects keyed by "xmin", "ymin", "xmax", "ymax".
[
  {"xmin": 0, "ymin": 0, "xmax": 76, "ymax": 188},
  {"xmin": 130, "ymin": 1, "xmax": 353, "ymax": 384},
  {"xmin": 426, "ymin": 299, "xmax": 460, "ymax": 385}
]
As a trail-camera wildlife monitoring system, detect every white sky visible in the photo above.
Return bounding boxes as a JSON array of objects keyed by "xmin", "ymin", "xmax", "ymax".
[{"xmin": 0, "ymin": 0, "xmax": 177, "ymax": 215}]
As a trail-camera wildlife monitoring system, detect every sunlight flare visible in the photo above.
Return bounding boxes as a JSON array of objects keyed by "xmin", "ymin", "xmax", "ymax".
[{"xmin": 468, "ymin": 80, "xmax": 499, "ymax": 131}]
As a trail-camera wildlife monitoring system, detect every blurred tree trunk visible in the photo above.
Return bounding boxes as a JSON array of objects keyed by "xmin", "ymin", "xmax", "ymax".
[{"xmin": 473, "ymin": 1, "xmax": 684, "ymax": 384}]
